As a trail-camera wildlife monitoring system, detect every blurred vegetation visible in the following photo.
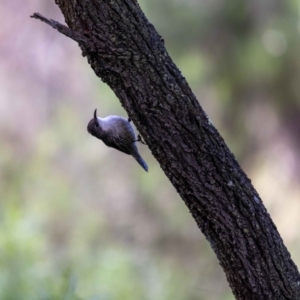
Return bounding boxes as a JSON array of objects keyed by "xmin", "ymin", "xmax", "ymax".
[{"xmin": 1, "ymin": 0, "xmax": 300, "ymax": 299}]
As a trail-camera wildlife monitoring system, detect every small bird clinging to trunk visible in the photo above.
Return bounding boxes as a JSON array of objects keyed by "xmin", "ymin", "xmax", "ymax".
[{"xmin": 87, "ymin": 109, "xmax": 148, "ymax": 172}]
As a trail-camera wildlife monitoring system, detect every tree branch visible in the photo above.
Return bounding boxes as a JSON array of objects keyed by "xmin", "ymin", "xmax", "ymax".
[
  {"xmin": 31, "ymin": 13, "xmax": 88, "ymax": 43},
  {"xmin": 31, "ymin": 1, "xmax": 300, "ymax": 299}
]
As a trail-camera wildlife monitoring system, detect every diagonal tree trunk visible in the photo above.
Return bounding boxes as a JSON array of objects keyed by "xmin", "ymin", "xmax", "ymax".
[{"xmin": 31, "ymin": 1, "xmax": 300, "ymax": 299}]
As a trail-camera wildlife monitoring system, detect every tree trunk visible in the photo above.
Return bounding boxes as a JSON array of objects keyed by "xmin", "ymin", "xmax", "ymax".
[{"xmin": 31, "ymin": 1, "xmax": 300, "ymax": 299}]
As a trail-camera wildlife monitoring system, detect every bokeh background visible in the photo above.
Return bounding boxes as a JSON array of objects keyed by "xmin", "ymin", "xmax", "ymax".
[{"xmin": 1, "ymin": 1, "xmax": 300, "ymax": 299}]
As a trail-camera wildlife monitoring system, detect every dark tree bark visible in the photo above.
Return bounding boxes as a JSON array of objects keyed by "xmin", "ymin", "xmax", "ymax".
[{"xmin": 31, "ymin": 1, "xmax": 300, "ymax": 299}]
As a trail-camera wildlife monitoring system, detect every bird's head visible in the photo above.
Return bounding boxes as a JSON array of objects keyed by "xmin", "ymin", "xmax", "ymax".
[{"xmin": 87, "ymin": 109, "xmax": 102, "ymax": 138}]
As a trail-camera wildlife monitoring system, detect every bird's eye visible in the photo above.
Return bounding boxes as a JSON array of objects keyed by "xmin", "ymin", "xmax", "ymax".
[{"xmin": 95, "ymin": 122, "xmax": 99, "ymax": 127}]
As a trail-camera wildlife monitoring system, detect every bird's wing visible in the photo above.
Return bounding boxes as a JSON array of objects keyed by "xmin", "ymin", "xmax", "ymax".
[
  {"xmin": 103, "ymin": 120, "xmax": 136, "ymax": 155},
  {"xmin": 103, "ymin": 134, "xmax": 132, "ymax": 155}
]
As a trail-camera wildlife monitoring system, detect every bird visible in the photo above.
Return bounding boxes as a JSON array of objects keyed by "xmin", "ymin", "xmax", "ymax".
[{"xmin": 87, "ymin": 109, "xmax": 148, "ymax": 171}]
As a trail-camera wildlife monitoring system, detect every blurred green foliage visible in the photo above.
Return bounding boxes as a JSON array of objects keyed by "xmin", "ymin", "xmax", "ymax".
[{"xmin": 1, "ymin": 0, "xmax": 300, "ymax": 299}]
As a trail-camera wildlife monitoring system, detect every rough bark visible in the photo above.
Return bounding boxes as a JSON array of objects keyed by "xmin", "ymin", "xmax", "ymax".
[{"xmin": 31, "ymin": 1, "xmax": 300, "ymax": 299}]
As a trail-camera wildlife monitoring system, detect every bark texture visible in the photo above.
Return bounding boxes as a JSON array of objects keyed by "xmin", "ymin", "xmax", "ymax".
[{"xmin": 32, "ymin": 1, "xmax": 300, "ymax": 299}]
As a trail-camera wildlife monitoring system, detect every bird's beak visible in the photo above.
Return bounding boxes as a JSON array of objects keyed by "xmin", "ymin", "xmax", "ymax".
[{"xmin": 94, "ymin": 109, "xmax": 99, "ymax": 126}]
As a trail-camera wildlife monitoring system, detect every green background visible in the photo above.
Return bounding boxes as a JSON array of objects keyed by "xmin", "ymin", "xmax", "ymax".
[{"xmin": 1, "ymin": 1, "xmax": 300, "ymax": 299}]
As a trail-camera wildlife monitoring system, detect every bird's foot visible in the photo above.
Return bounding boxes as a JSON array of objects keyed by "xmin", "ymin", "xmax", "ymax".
[{"xmin": 135, "ymin": 134, "xmax": 146, "ymax": 145}]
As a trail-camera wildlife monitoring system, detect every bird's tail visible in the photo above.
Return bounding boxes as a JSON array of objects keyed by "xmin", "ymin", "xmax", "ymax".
[{"xmin": 132, "ymin": 148, "xmax": 148, "ymax": 172}]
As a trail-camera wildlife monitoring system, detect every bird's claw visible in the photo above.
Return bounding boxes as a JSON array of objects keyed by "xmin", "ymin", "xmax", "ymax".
[
  {"xmin": 127, "ymin": 118, "xmax": 145, "ymax": 144},
  {"xmin": 135, "ymin": 134, "xmax": 146, "ymax": 145}
]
